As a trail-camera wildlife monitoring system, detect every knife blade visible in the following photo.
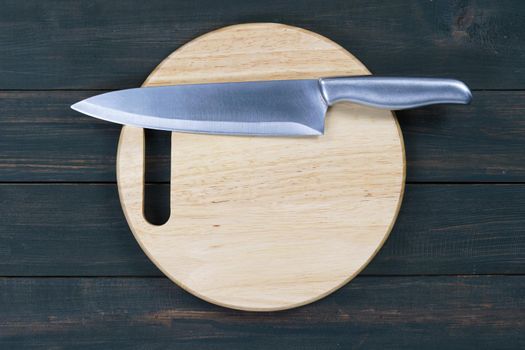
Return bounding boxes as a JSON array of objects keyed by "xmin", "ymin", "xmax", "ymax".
[{"xmin": 71, "ymin": 76, "xmax": 472, "ymax": 136}]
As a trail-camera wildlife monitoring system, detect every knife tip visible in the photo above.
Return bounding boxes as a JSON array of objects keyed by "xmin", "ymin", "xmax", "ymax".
[
  {"xmin": 70, "ymin": 101, "xmax": 81, "ymax": 112},
  {"xmin": 70, "ymin": 100, "xmax": 91, "ymax": 114}
]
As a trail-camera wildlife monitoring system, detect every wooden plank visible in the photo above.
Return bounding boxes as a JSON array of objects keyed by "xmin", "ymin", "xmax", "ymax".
[
  {"xmin": 0, "ymin": 91, "xmax": 171, "ymax": 182},
  {"xmin": 0, "ymin": 184, "xmax": 160, "ymax": 276},
  {"xmin": 0, "ymin": 0, "xmax": 524, "ymax": 89},
  {"xmin": 1, "ymin": 184, "xmax": 524, "ymax": 276},
  {"xmin": 0, "ymin": 276, "xmax": 523, "ymax": 349},
  {"xmin": 366, "ymin": 184, "xmax": 525, "ymax": 275},
  {"xmin": 398, "ymin": 92, "xmax": 525, "ymax": 182},
  {"xmin": 1, "ymin": 91, "xmax": 524, "ymax": 182}
]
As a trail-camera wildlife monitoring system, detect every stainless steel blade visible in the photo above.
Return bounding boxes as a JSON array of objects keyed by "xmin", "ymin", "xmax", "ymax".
[{"xmin": 71, "ymin": 80, "xmax": 327, "ymax": 136}]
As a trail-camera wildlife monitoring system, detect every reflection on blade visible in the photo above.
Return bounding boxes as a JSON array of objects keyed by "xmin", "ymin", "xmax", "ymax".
[{"xmin": 71, "ymin": 80, "xmax": 327, "ymax": 136}]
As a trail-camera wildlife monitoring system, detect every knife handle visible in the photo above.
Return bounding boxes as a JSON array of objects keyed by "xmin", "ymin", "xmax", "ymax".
[{"xmin": 319, "ymin": 76, "xmax": 472, "ymax": 110}]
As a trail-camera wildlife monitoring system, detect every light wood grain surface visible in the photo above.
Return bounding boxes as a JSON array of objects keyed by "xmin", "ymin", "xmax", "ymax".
[{"xmin": 116, "ymin": 23, "xmax": 405, "ymax": 311}]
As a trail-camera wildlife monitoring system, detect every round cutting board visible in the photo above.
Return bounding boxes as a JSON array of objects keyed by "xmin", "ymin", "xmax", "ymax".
[{"xmin": 117, "ymin": 23, "xmax": 405, "ymax": 311}]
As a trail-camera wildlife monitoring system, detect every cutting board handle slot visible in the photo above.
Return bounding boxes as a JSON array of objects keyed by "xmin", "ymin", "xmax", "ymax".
[
  {"xmin": 143, "ymin": 129, "xmax": 171, "ymax": 225},
  {"xmin": 117, "ymin": 126, "xmax": 167, "ymax": 230}
]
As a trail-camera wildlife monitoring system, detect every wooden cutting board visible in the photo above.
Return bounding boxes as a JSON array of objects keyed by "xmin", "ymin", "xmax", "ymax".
[{"xmin": 116, "ymin": 23, "xmax": 405, "ymax": 311}]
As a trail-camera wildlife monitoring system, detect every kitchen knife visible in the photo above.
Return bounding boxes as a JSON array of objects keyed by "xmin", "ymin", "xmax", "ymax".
[{"xmin": 71, "ymin": 76, "xmax": 472, "ymax": 136}]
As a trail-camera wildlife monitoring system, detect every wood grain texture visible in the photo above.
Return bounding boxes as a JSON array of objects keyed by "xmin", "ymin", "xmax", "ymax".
[
  {"xmin": 1, "ymin": 0, "xmax": 524, "ymax": 89},
  {"xmin": 1, "ymin": 91, "xmax": 524, "ymax": 182},
  {"xmin": 1, "ymin": 184, "xmax": 524, "ymax": 276},
  {"xmin": 0, "ymin": 276, "xmax": 523, "ymax": 349},
  {"xmin": 116, "ymin": 23, "xmax": 404, "ymax": 311}
]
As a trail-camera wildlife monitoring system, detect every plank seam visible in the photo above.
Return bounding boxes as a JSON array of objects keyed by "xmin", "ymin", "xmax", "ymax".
[
  {"xmin": 1, "ymin": 182, "xmax": 525, "ymax": 185},
  {"xmin": 1, "ymin": 274, "xmax": 524, "ymax": 279}
]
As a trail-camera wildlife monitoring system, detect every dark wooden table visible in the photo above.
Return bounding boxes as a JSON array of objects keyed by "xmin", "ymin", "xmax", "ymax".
[{"xmin": 1, "ymin": 1, "xmax": 524, "ymax": 348}]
